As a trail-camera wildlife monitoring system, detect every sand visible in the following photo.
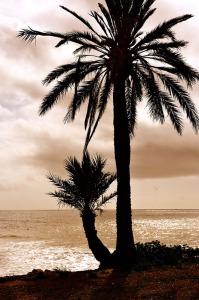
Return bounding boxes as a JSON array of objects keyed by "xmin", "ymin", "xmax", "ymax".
[{"xmin": 0, "ymin": 263, "xmax": 199, "ymax": 299}]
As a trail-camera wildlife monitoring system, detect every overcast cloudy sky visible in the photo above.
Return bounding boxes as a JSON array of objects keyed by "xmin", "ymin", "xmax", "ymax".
[{"xmin": 1, "ymin": 0, "xmax": 199, "ymax": 210}]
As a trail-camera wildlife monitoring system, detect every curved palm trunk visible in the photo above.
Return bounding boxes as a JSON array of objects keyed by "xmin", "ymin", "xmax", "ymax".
[
  {"xmin": 113, "ymin": 77, "xmax": 136, "ymax": 266},
  {"xmin": 81, "ymin": 209, "xmax": 112, "ymax": 268}
]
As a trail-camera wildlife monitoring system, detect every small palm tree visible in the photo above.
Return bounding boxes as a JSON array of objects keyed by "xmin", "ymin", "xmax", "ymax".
[
  {"xmin": 47, "ymin": 152, "xmax": 117, "ymax": 266},
  {"xmin": 18, "ymin": 0, "xmax": 199, "ymax": 266}
]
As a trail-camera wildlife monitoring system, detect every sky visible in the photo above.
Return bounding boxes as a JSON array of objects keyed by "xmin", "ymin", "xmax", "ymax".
[{"xmin": 0, "ymin": 0, "xmax": 199, "ymax": 210}]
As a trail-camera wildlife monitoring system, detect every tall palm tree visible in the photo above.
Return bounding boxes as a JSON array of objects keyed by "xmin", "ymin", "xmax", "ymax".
[
  {"xmin": 18, "ymin": 0, "xmax": 199, "ymax": 266},
  {"xmin": 47, "ymin": 152, "xmax": 117, "ymax": 267}
]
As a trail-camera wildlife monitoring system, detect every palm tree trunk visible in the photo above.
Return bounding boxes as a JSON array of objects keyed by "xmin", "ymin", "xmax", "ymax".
[
  {"xmin": 81, "ymin": 209, "xmax": 112, "ymax": 268},
  {"xmin": 113, "ymin": 77, "xmax": 136, "ymax": 266}
]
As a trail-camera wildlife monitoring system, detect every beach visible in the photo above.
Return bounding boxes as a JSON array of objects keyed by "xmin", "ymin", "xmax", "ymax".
[
  {"xmin": 0, "ymin": 263, "xmax": 199, "ymax": 299},
  {"xmin": 0, "ymin": 210, "xmax": 199, "ymax": 298}
]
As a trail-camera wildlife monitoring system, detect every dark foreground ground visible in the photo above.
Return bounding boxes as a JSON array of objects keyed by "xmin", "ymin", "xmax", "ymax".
[{"xmin": 0, "ymin": 263, "xmax": 199, "ymax": 299}]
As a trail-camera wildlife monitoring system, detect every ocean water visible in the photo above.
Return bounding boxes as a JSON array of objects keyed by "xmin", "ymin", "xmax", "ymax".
[{"xmin": 0, "ymin": 209, "xmax": 198, "ymax": 277}]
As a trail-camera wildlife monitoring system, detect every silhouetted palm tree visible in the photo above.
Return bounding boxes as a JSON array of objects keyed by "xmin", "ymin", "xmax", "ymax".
[
  {"xmin": 18, "ymin": 0, "xmax": 199, "ymax": 266},
  {"xmin": 47, "ymin": 152, "xmax": 117, "ymax": 266}
]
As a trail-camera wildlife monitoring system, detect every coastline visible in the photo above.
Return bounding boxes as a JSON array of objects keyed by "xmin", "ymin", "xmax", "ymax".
[{"xmin": 0, "ymin": 263, "xmax": 199, "ymax": 299}]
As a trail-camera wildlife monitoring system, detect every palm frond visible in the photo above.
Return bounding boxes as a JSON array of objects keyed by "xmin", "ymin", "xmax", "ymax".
[
  {"xmin": 125, "ymin": 0, "xmax": 145, "ymax": 32},
  {"xmin": 39, "ymin": 77, "xmax": 71, "ymax": 116},
  {"xmin": 84, "ymin": 70, "xmax": 103, "ymax": 130},
  {"xmin": 160, "ymin": 92, "xmax": 183, "ymax": 134},
  {"xmin": 84, "ymin": 72, "xmax": 112, "ymax": 151},
  {"xmin": 47, "ymin": 172, "xmax": 85, "ymax": 210},
  {"xmin": 98, "ymin": 3, "xmax": 116, "ymax": 39},
  {"xmin": 95, "ymin": 191, "xmax": 117, "ymax": 211},
  {"xmin": 139, "ymin": 66, "xmax": 165, "ymax": 123},
  {"xmin": 158, "ymin": 73, "xmax": 199, "ymax": 132},
  {"xmin": 47, "ymin": 172, "xmax": 71, "ymax": 191},
  {"xmin": 125, "ymin": 77, "xmax": 138, "ymax": 136},
  {"xmin": 137, "ymin": 40, "xmax": 188, "ymax": 52},
  {"xmin": 60, "ymin": 5, "xmax": 98, "ymax": 35},
  {"xmin": 42, "ymin": 63, "xmax": 80, "ymax": 85},
  {"xmin": 135, "ymin": 14, "xmax": 192, "ymax": 48},
  {"xmin": 56, "ymin": 30, "xmax": 101, "ymax": 46},
  {"xmin": 64, "ymin": 79, "xmax": 96, "ymax": 123},
  {"xmin": 142, "ymin": 0, "xmax": 156, "ymax": 13},
  {"xmin": 50, "ymin": 190, "xmax": 84, "ymax": 211},
  {"xmin": 17, "ymin": 27, "xmax": 65, "ymax": 43},
  {"xmin": 73, "ymin": 45, "xmax": 97, "ymax": 55},
  {"xmin": 90, "ymin": 10, "xmax": 109, "ymax": 37},
  {"xmin": 64, "ymin": 156, "xmax": 82, "ymax": 181},
  {"xmin": 55, "ymin": 31, "xmax": 107, "ymax": 55},
  {"xmin": 131, "ymin": 7, "xmax": 156, "ymax": 38},
  {"xmin": 39, "ymin": 63, "xmax": 99, "ymax": 115},
  {"xmin": 146, "ymin": 88, "xmax": 165, "ymax": 124},
  {"xmin": 133, "ymin": 0, "xmax": 156, "ymax": 34},
  {"xmin": 154, "ymin": 48, "xmax": 199, "ymax": 86},
  {"xmin": 72, "ymin": 57, "xmax": 81, "ymax": 120},
  {"xmin": 104, "ymin": 0, "xmax": 123, "ymax": 36}
]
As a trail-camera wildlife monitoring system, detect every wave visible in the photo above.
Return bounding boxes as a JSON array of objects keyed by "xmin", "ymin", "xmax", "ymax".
[{"xmin": 0, "ymin": 234, "xmax": 24, "ymax": 239}]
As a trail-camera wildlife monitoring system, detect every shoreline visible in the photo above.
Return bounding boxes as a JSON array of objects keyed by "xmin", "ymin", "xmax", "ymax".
[{"xmin": 0, "ymin": 263, "xmax": 199, "ymax": 299}]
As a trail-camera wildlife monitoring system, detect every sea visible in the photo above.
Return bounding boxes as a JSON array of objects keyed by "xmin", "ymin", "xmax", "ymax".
[{"xmin": 0, "ymin": 209, "xmax": 198, "ymax": 277}]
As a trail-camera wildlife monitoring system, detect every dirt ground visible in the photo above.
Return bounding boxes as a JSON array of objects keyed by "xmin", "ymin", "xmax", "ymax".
[{"xmin": 0, "ymin": 263, "xmax": 199, "ymax": 299}]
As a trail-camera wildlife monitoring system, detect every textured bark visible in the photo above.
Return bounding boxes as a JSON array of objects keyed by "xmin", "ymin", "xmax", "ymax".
[
  {"xmin": 113, "ymin": 77, "xmax": 136, "ymax": 266},
  {"xmin": 81, "ymin": 210, "xmax": 112, "ymax": 267}
]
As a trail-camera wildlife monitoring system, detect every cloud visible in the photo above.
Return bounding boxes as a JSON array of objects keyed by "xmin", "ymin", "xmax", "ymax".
[
  {"xmin": 10, "ymin": 112, "xmax": 199, "ymax": 180},
  {"xmin": 0, "ymin": 20, "xmax": 49, "ymax": 100},
  {"xmin": 11, "ymin": 111, "xmax": 87, "ymax": 175},
  {"xmin": 1, "ymin": 0, "xmax": 199, "ymax": 209},
  {"xmin": 131, "ymin": 123, "xmax": 199, "ymax": 178},
  {"xmin": 23, "ymin": 132, "xmax": 83, "ymax": 175}
]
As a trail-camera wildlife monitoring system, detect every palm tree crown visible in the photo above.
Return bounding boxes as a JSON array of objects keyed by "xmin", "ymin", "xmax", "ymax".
[
  {"xmin": 47, "ymin": 152, "xmax": 117, "ymax": 214},
  {"xmin": 18, "ymin": 0, "xmax": 199, "ymax": 146}
]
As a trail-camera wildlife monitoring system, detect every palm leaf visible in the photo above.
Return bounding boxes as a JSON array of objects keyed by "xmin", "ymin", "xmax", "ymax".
[
  {"xmin": 84, "ymin": 72, "xmax": 112, "ymax": 151},
  {"xmin": 60, "ymin": 5, "xmax": 98, "ymax": 35},
  {"xmin": 135, "ymin": 14, "xmax": 192, "ymax": 48},
  {"xmin": 17, "ymin": 27, "xmax": 65, "ymax": 43},
  {"xmin": 158, "ymin": 73, "xmax": 199, "ymax": 132},
  {"xmin": 95, "ymin": 191, "xmax": 117, "ymax": 211},
  {"xmin": 98, "ymin": 3, "xmax": 116, "ymax": 39},
  {"xmin": 131, "ymin": 0, "xmax": 156, "ymax": 37},
  {"xmin": 160, "ymin": 92, "xmax": 183, "ymax": 134},
  {"xmin": 42, "ymin": 62, "xmax": 84, "ymax": 85},
  {"xmin": 64, "ymin": 79, "xmax": 95, "ymax": 123},
  {"xmin": 39, "ymin": 63, "xmax": 99, "ymax": 115},
  {"xmin": 55, "ymin": 30, "xmax": 103, "ymax": 49},
  {"xmin": 154, "ymin": 48, "xmax": 199, "ymax": 86},
  {"xmin": 90, "ymin": 10, "xmax": 109, "ymax": 37},
  {"xmin": 131, "ymin": 8, "xmax": 156, "ymax": 38},
  {"xmin": 84, "ymin": 70, "xmax": 103, "ymax": 130},
  {"xmin": 139, "ymin": 66, "xmax": 165, "ymax": 123},
  {"xmin": 137, "ymin": 40, "xmax": 188, "ymax": 52}
]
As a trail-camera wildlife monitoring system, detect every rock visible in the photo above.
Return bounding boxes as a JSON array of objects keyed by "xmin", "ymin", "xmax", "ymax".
[
  {"xmin": 44, "ymin": 270, "xmax": 60, "ymax": 278},
  {"xmin": 27, "ymin": 269, "xmax": 46, "ymax": 279}
]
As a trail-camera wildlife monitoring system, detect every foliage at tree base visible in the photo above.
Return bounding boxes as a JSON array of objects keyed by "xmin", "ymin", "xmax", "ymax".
[{"xmin": 132, "ymin": 240, "xmax": 199, "ymax": 271}]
